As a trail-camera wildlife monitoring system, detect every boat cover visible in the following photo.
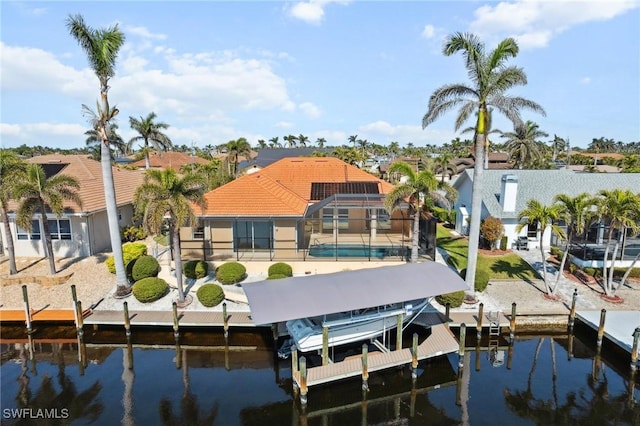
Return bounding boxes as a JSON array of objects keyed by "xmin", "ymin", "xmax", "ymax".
[{"xmin": 243, "ymin": 261, "xmax": 468, "ymax": 325}]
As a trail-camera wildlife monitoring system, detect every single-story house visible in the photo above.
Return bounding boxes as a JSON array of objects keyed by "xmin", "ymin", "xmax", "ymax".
[
  {"xmin": 453, "ymin": 168, "xmax": 640, "ymax": 254},
  {"xmin": 1, "ymin": 154, "xmax": 145, "ymax": 258},
  {"xmin": 183, "ymin": 157, "xmax": 414, "ymax": 261}
]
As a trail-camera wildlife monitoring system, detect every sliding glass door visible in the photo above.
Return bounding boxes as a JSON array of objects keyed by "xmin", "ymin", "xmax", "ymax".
[{"xmin": 234, "ymin": 220, "xmax": 274, "ymax": 251}]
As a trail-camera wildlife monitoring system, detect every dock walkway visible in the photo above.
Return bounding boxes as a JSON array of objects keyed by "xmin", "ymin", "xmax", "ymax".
[
  {"xmin": 576, "ymin": 310, "xmax": 640, "ymax": 356},
  {"xmin": 82, "ymin": 309, "xmax": 255, "ymax": 327}
]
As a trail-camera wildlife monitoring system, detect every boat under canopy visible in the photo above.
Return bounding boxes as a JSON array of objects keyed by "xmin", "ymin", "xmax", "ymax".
[{"xmin": 243, "ymin": 261, "xmax": 467, "ymax": 326}]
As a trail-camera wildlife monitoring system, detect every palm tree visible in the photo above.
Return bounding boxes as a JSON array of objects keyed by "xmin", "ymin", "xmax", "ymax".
[
  {"xmin": 502, "ymin": 120, "xmax": 548, "ymax": 169},
  {"xmin": 388, "ymin": 141, "xmax": 400, "ymax": 160},
  {"xmin": 588, "ymin": 137, "xmax": 615, "ymax": 166},
  {"xmin": 315, "ymin": 137, "xmax": 327, "ymax": 148},
  {"xmin": 283, "ymin": 134, "xmax": 297, "ymax": 148},
  {"xmin": 348, "ymin": 134, "xmax": 358, "ymax": 148},
  {"xmin": 435, "ymin": 152, "xmax": 456, "ymax": 182},
  {"xmin": 134, "ymin": 168, "xmax": 206, "ymax": 305},
  {"xmin": 461, "ymin": 108, "xmax": 501, "ymax": 169},
  {"xmin": 550, "ymin": 135, "xmax": 566, "ymax": 163},
  {"xmin": 14, "ymin": 164, "xmax": 82, "ymax": 275},
  {"xmin": 127, "ymin": 112, "xmax": 173, "ymax": 169},
  {"xmin": 553, "ymin": 193, "xmax": 597, "ymax": 287},
  {"xmin": 268, "ymin": 136, "xmax": 281, "ymax": 148},
  {"xmin": 85, "ymin": 122, "xmax": 127, "ymax": 161},
  {"xmin": 256, "ymin": 139, "xmax": 267, "ymax": 149},
  {"xmin": 67, "ymin": 14, "xmax": 130, "ymax": 296},
  {"xmin": 225, "ymin": 137, "xmax": 252, "ymax": 178},
  {"xmin": 516, "ymin": 199, "xmax": 564, "ymax": 296},
  {"xmin": 596, "ymin": 189, "xmax": 640, "ymax": 297},
  {"xmin": 297, "ymin": 134, "xmax": 309, "ymax": 147},
  {"xmin": 384, "ymin": 162, "xmax": 456, "ymax": 263},
  {"xmin": 0, "ymin": 150, "xmax": 27, "ymax": 275},
  {"xmin": 422, "ymin": 32, "xmax": 545, "ymax": 300}
]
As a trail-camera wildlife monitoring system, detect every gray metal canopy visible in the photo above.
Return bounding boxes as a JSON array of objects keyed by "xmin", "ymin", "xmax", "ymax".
[{"xmin": 242, "ymin": 261, "xmax": 467, "ymax": 325}]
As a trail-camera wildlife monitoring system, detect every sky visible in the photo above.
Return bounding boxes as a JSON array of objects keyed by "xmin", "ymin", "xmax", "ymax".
[{"xmin": 1, "ymin": 1, "xmax": 639, "ymax": 151}]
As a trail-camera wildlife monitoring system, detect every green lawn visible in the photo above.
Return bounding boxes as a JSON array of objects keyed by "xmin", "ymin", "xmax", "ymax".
[{"xmin": 436, "ymin": 224, "xmax": 540, "ymax": 280}]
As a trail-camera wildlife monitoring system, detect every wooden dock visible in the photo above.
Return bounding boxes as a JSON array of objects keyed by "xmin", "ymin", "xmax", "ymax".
[
  {"xmin": 292, "ymin": 323, "xmax": 459, "ymax": 388},
  {"xmin": 413, "ymin": 311, "xmax": 511, "ymax": 330},
  {"xmin": 576, "ymin": 310, "xmax": 640, "ymax": 356},
  {"xmin": 0, "ymin": 309, "xmax": 81, "ymax": 323},
  {"xmin": 82, "ymin": 309, "xmax": 255, "ymax": 327}
]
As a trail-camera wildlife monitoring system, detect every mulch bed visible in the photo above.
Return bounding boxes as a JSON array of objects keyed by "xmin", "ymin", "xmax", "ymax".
[{"xmin": 478, "ymin": 248, "xmax": 514, "ymax": 256}]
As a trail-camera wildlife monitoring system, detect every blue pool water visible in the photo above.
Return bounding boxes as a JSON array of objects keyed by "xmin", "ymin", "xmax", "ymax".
[{"xmin": 308, "ymin": 244, "xmax": 407, "ymax": 259}]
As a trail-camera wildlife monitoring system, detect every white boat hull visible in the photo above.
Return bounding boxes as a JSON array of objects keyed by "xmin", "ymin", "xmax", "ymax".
[{"xmin": 285, "ymin": 299, "xmax": 429, "ymax": 354}]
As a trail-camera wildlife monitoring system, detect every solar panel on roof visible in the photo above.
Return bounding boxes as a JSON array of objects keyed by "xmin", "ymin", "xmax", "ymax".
[
  {"xmin": 40, "ymin": 163, "xmax": 68, "ymax": 178},
  {"xmin": 310, "ymin": 182, "xmax": 379, "ymax": 200}
]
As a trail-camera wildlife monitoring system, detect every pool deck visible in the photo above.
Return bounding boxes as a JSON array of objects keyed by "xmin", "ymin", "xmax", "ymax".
[{"xmin": 576, "ymin": 310, "xmax": 640, "ymax": 357}]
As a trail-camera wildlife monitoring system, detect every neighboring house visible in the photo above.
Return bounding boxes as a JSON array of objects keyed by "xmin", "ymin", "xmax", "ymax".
[
  {"xmin": 129, "ymin": 151, "xmax": 210, "ymax": 170},
  {"xmin": 453, "ymin": 169, "xmax": 640, "ymax": 251},
  {"xmin": 236, "ymin": 148, "xmax": 329, "ymax": 174},
  {"xmin": 184, "ymin": 157, "xmax": 413, "ymax": 261},
  {"xmin": 1, "ymin": 154, "xmax": 145, "ymax": 258}
]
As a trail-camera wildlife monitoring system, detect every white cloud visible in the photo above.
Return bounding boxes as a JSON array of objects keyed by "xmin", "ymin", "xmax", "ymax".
[
  {"xmin": 358, "ymin": 120, "xmax": 457, "ymax": 146},
  {"xmin": 123, "ymin": 25, "xmax": 167, "ymax": 40},
  {"xmin": 470, "ymin": 0, "xmax": 639, "ymax": 49},
  {"xmin": 299, "ymin": 102, "xmax": 321, "ymax": 118},
  {"xmin": 274, "ymin": 121, "xmax": 294, "ymax": 129},
  {"xmin": 0, "ymin": 122, "xmax": 86, "ymax": 140},
  {"xmin": 288, "ymin": 1, "xmax": 350, "ymax": 25},
  {"xmin": 421, "ymin": 24, "xmax": 436, "ymax": 39},
  {"xmin": 580, "ymin": 76, "xmax": 592, "ymax": 84}
]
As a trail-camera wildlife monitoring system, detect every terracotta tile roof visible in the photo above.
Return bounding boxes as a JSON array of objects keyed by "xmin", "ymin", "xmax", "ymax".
[
  {"xmin": 8, "ymin": 154, "xmax": 145, "ymax": 214},
  {"xmin": 201, "ymin": 157, "xmax": 393, "ymax": 216},
  {"xmin": 130, "ymin": 151, "xmax": 210, "ymax": 169}
]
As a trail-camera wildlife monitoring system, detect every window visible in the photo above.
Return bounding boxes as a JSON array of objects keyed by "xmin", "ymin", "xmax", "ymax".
[
  {"xmin": 233, "ymin": 221, "xmax": 273, "ymax": 251},
  {"xmin": 527, "ymin": 223, "xmax": 538, "ymax": 239},
  {"xmin": 367, "ymin": 209, "xmax": 391, "ymax": 230},
  {"xmin": 17, "ymin": 220, "xmax": 41, "ymax": 240},
  {"xmin": 322, "ymin": 208, "xmax": 349, "ymax": 230},
  {"xmin": 48, "ymin": 219, "xmax": 71, "ymax": 240},
  {"xmin": 192, "ymin": 225, "xmax": 204, "ymax": 239}
]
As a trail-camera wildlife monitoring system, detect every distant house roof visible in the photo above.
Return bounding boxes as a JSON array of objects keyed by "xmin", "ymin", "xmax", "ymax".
[
  {"xmin": 453, "ymin": 168, "xmax": 640, "ymax": 219},
  {"xmin": 8, "ymin": 154, "xmax": 145, "ymax": 215},
  {"xmin": 200, "ymin": 157, "xmax": 393, "ymax": 217},
  {"xmin": 130, "ymin": 151, "xmax": 209, "ymax": 169},
  {"xmin": 238, "ymin": 148, "xmax": 329, "ymax": 170}
]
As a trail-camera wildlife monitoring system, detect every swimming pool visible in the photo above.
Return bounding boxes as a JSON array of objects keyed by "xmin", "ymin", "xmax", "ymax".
[{"xmin": 308, "ymin": 244, "xmax": 407, "ymax": 259}]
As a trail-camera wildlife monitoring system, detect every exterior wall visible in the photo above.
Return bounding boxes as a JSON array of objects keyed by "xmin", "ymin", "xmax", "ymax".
[
  {"xmin": 89, "ymin": 211, "xmax": 112, "ymax": 254},
  {"xmin": 504, "ymin": 219, "xmax": 552, "ymax": 250},
  {"xmin": 274, "ymin": 219, "xmax": 298, "ymax": 256}
]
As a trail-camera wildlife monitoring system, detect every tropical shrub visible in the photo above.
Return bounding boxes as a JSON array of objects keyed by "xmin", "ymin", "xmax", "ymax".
[
  {"xmin": 268, "ymin": 262, "xmax": 293, "ymax": 278},
  {"xmin": 480, "ymin": 216, "xmax": 504, "ymax": 250},
  {"xmin": 549, "ymin": 246, "xmax": 563, "ymax": 258},
  {"xmin": 459, "ymin": 268, "xmax": 490, "ymax": 292},
  {"xmin": 500, "ymin": 236, "xmax": 508, "ymax": 251},
  {"xmin": 436, "ymin": 291, "xmax": 465, "ymax": 308},
  {"xmin": 431, "ymin": 206, "xmax": 449, "ymax": 223},
  {"xmin": 184, "ymin": 260, "xmax": 209, "ymax": 279},
  {"xmin": 121, "ymin": 225, "xmax": 147, "ymax": 242},
  {"xmin": 267, "ymin": 273, "xmax": 288, "ymax": 280},
  {"xmin": 216, "ymin": 262, "xmax": 247, "ymax": 285},
  {"xmin": 613, "ymin": 267, "xmax": 640, "ymax": 278},
  {"xmin": 197, "ymin": 284, "xmax": 225, "ymax": 307},
  {"xmin": 132, "ymin": 277, "xmax": 168, "ymax": 303},
  {"xmin": 131, "ymin": 255, "xmax": 160, "ymax": 282},
  {"xmin": 106, "ymin": 242, "xmax": 147, "ymax": 274}
]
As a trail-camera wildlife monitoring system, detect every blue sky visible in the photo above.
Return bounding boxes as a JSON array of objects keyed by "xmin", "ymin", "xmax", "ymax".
[{"xmin": 1, "ymin": 1, "xmax": 639, "ymax": 151}]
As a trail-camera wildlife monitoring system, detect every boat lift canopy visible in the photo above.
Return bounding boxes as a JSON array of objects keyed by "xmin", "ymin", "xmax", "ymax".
[{"xmin": 243, "ymin": 261, "xmax": 468, "ymax": 325}]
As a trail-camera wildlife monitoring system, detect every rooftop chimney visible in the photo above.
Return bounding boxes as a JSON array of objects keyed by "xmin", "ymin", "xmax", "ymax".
[{"xmin": 500, "ymin": 174, "xmax": 518, "ymax": 213}]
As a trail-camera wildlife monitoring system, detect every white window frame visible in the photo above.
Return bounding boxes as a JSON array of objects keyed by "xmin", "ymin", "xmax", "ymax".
[
  {"xmin": 17, "ymin": 220, "xmax": 41, "ymax": 240},
  {"xmin": 48, "ymin": 219, "xmax": 72, "ymax": 240},
  {"xmin": 192, "ymin": 224, "xmax": 204, "ymax": 239},
  {"xmin": 527, "ymin": 223, "xmax": 538, "ymax": 239}
]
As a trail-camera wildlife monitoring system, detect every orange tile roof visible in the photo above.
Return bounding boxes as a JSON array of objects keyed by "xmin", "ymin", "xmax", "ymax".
[
  {"xmin": 8, "ymin": 154, "xmax": 145, "ymax": 214},
  {"xmin": 201, "ymin": 157, "xmax": 393, "ymax": 216},
  {"xmin": 130, "ymin": 151, "xmax": 210, "ymax": 169}
]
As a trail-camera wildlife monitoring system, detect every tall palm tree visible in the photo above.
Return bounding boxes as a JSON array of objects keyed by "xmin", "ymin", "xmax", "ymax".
[
  {"xmin": 388, "ymin": 141, "xmax": 400, "ymax": 160},
  {"xmin": 283, "ymin": 134, "xmax": 297, "ymax": 148},
  {"xmin": 256, "ymin": 139, "xmax": 267, "ymax": 149},
  {"xmin": 422, "ymin": 32, "xmax": 545, "ymax": 299},
  {"xmin": 596, "ymin": 189, "xmax": 640, "ymax": 297},
  {"xmin": 315, "ymin": 137, "xmax": 327, "ymax": 148},
  {"xmin": 0, "ymin": 150, "xmax": 27, "ymax": 275},
  {"xmin": 134, "ymin": 168, "xmax": 206, "ymax": 305},
  {"xmin": 14, "ymin": 164, "xmax": 82, "ymax": 275},
  {"xmin": 516, "ymin": 199, "xmax": 564, "ymax": 296},
  {"xmin": 550, "ymin": 135, "xmax": 566, "ymax": 163},
  {"xmin": 297, "ymin": 134, "xmax": 309, "ymax": 147},
  {"xmin": 127, "ymin": 112, "xmax": 173, "ymax": 169},
  {"xmin": 85, "ymin": 122, "xmax": 127, "ymax": 161},
  {"xmin": 268, "ymin": 136, "xmax": 281, "ymax": 148},
  {"xmin": 225, "ymin": 137, "xmax": 252, "ymax": 178},
  {"xmin": 553, "ymin": 193, "xmax": 597, "ymax": 287},
  {"xmin": 384, "ymin": 162, "xmax": 456, "ymax": 263},
  {"xmin": 67, "ymin": 14, "xmax": 130, "ymax": 296},
  {"xmin": 348, "ymin": 134, "xmax": 359, "ymax": 148},
  {"xmin": 502, "ymin": 120, "xmax": 548, "ymax": 169},
  {"xmin": 435, "ymin": 152, "xmax": 456, "ymax": 182}
]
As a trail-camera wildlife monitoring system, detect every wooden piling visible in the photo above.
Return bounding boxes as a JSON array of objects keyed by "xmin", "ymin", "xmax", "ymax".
[
  {"xmin": 396, "ymin": 314, "xmax": 403, "ymax": 351},
  {"xmin": 568, "ymin": 288, "xmax": 578, "ymax": 328},
  {"xmin": 410, "ymin": 332, "xmax": 418, "ymax": 379},
  {"xmin": 631, "ymin": 327, "xmax": 639, "ymax": 372},
  {"xmin": 597, "ymin": 308, "xmax": 606, "ymax": 350},
  {"xmin": 123, "ymin": 301, "xmax": 131, "ymax": 336},
  {"xmin": 509, "ymin": 303, "xmax": 517, "ymax": 340},
  {"xmin": 568, "ymin": 331, "xmax": 574, "ymax": 361},
  {"xmin": 223, "ymin": 302, "xmax": 229, "ymax": 337},
  {"xmin": 172, "ymin": 302, "xmax": 179, "ymax": 338},
  {"xmin": 174, "ymin": 336, "xmax": 182, "ymax": 369},
  {"xmin": 475, "ymin": 341, "xmax": 481, "ymax": 372},
  {"xmin": 71, "ymin": 284, "xmax": 79, "ymax": 328},
  {"xmin": 476, "ymin": 303, "xmax": 484, "ymax": 338},
  {"xmin": 361, "ymin": 343, "xmax": 369, "ymax": 391},
  {"xmin": 21, "ymin": 285, "xmax": 32, "ymax": 333},
  {"xmin": 126, "ymin": 334, "xmax": 134, "ymax": 370},
  {"xmin": 299, "ymin": 356, "xmax": 308, "ymax": 405},
  {"xmin": 445, "ymin": 303, "xmax": 451, "ymax": 324},
  {"xmin": 75, "ymin": 301, "xmax": 84, "ymax": 337},
  {"xmin": 458, "ymin": 323, "xmax": 466, "ymax": 368},
  {"xmin": 506, "ymin": 339, "xmax": 514, "ymax": 370},
  {"xmin": 291, "ymin": 348, "xmax": 299, "ymax": 397},
  {"xmin": 322, "ymin": 326, "xmax": 329, "ymax": 366}
]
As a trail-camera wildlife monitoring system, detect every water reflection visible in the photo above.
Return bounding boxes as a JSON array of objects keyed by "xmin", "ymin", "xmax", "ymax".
[{"xmin": 0, "ymin": 326, "xmax": 638, "ymax": 425}]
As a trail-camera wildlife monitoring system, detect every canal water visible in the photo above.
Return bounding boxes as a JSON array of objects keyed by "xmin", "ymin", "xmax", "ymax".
[{"xmin": 1, "ymin": 324, "xmax": 638, "ymax": 425}]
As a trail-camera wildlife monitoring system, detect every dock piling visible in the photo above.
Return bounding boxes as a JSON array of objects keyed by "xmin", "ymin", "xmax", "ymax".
[
  {"xmin": 172, "ymin": 302, "xmax": 179, "ymax": 338},
  {"xmin": 71, "ymin": 285, "xmax": 79, "ymax": 328},
  {"xmin": 396, "ymin": 314, "xmax": 402, "ymax": 351},
  {"xmin": 597, "ymin": 309, "xmax": 607, "ymax": 351},
  {"xmin": 291, "ymin": 348, "xmax": 299, "ymax": 397},
  {"xmin": 123, "ymin": 302, "xmax": 131, "ymax": 336},
  {"xmin": 174, "ymin": 335, "xmax": 182, "ymax": 369},
  {"xmin": 411, "ymin": 333, "xmax": 418, "ymax": 378},
  {"xmin": 222, "ymin": 302, "xmax": 229, "ymax": 338},
  {"xmin": 568, "ymin": 289, "xmax": 578, "ymax": 328},
  {"xmin": 299, "ymin": 356, "xmax": 308, "ymax": 405},
  {"xmin": 445, "ymin": 303, "xmax": 450, "ymax": 323},
  {"xmin": 476, "ymin": 303, "xmax": 484, "ymax": 339},
  {"xmin": 322, "ymin": 326, "xmax": 329, "ymax": 366},
  {"xmin": 21, "ymin": 285, "xmax": 32, "ymax": 333},
  {"xmin": 458, "ymin": 323, "xmax": 466, "ymax": 368},
  {"xmin": 361, "ymin": 343, "xmax": 369, "ymax": 391},
  {"xmin": 509, "ymin": 303, "xmax": 517, "ymax": 341},
  {"xmin": 75, "ymin": 301, "xmax": 84, "ymax": 337},
  {"xmin": 631, "ymin": 327, "xmax": 639, "ymax": 372}
]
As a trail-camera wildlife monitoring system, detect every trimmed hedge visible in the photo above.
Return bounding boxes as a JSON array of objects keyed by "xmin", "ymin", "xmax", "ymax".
[
  {"xmin": 436, "ymin": 291, "xmax": 465, "ymax": 308},
  {"xmin": 216, "ymin": 262, "xmax": 247, "ymax": 285},
  {"xmin": 613, "ymin": 267, "xmax": 640, "ymax": 278},
  {"xmin": 184, "ymin": 260, "xmax": 209, "ymax": 279},
  {"xmin": 106, "ymin": 242, "xmax": 147, "ymax": 274},
  {"xmin": 267, "ymin": 273, "xmax": 288, "ymax": 280},
  {"xmin": 459, "ymin": 268, "xmax": 490, "ymax": 292},
  {"xmin": 268, "ymin": 262, "xmax": 293, "ymax": 278},
  {"xmin": 132, "ymin": 277, "xmax": 168, "ymax": 303},
  {"xmin": 132, "ymin": 255, "xmax": 160, "ymax": 282},
  {"xmin": 197, "ymin": 284, "xmax": 225, "ymax": 307}
]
